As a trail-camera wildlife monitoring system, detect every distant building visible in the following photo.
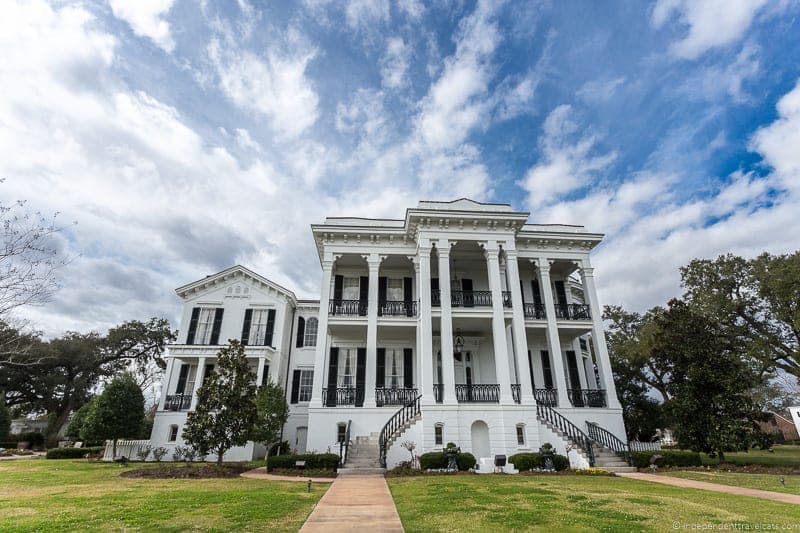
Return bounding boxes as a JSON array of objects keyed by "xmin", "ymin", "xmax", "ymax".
[
  {"xmin": 763, "ymin": 410, "xmax": 800, "ymax": 441},
  {"xmin": 10, "ymin": 417, "xmax": 48, "ymax": 435}
]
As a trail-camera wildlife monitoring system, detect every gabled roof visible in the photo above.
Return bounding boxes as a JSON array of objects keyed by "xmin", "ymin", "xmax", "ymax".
[{"xmin": 175, "ymin": 265, "xmax": 297, "ymax": 301}]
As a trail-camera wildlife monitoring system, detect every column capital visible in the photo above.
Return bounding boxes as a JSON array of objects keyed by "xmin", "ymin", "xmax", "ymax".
[
  {"xmin": 581, "ymin": 267, "xmax": 595, "ymax": 277},
  {"xmin": 530, "ymin": 258, "xmax": 551, "ymax": 274},
  {"xmin": 435, "ymin": 239, "xmax": 454, "ymax": 256},
  {"xmin": 504, "ymin": 249, "xmax": 519, "ymax": 260},
  {"xmin": 364, "ymin": 253, "xmax": 385, "ymax": 268}
]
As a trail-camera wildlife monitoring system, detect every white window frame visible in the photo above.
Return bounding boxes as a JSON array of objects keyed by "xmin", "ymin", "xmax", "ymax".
[
  {"xmin": 387, "ymin": 278, "xmax": 403, "ymax": 301},
  {"xmin": 385, "ymin": 348, "xmax": 404, "ymax": 389},
  {"xmin": 342, "ymin": 277, "xmax": 360, "ymax": 300},
  {"xmin": 304, "ymin": 318, "xmax": 318, "ymax": 347},
  {"xmin": 298, "ymin": 369, "xmax": 314, "ymax": 402},
  {"xmin": 195, "ymin": 308, "xmax": 216, "ymax": 345},
  {"xmin": 434, "ymin": 423, "xmax": 444, "ymax": 446},
  {"xmin": 249, "ymin": 309, "xmax": 269, "ymax": 346},
  {"xmin": 516, "ymin": 424, "xmax": 526, "ymax": 447},
  {"xmin": 168, "ymin": 425, "xmax": 179, "ymax": 442},
  {"xmin": 338, "ymin": 348, "xmax": 356, "ymax": 388},
  {"xmin": 336, "ymin": 422, "xmax": 347, "ymax": 444}
]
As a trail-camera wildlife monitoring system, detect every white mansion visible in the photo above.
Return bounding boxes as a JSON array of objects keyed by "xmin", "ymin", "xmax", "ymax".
[{"xmin": 150, "ymin": 199, "xmax": 629, "ymax": 471}]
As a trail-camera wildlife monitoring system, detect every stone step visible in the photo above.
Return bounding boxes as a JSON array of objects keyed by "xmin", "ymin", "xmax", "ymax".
[
  {"xmin": 599, "ymin": 466, "xmax": 638, "ymax": 473},
  {"xmin": 337, "ymin": 467, "xmax": 386, "ymax": 476},
  {"xmin": 597, "ymin": 462, "xmax": 629, "ymax": 468}
]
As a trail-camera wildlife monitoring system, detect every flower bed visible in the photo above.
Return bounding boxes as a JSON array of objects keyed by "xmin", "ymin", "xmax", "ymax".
[{"xmin": 121, "ymin": 464, "xmax": 252, "ymax": 479}]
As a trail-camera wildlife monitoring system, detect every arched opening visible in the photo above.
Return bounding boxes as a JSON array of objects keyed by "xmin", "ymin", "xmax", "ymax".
[{"xmin": 470, "ymin": 420, "xmax": 490, "ymax": 459}]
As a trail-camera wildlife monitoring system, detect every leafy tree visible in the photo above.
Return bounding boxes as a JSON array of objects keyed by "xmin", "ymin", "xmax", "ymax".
[
  {"xmin": 0, "ymin": 396, "xmax": 10, "ymax": 438},
  {"xmin": 251, "ymin": 380, "xmax": 289, "ymax": 459},
  {"xmin": 182, "ymin": 340, "xmax": 258, "ymax": 464},
  {"xmin": 681, "ymin": 252, "xmax": 800, "ymax": 378},
  {"xmin": 0, "ymin": 318, "xmax": 175, "ymax": 439},
  {"xmin": 656, "ymin": 300, "xmax": 767, "ymax": 461},
  {"xmin": 81, "ymin": 374, "xmax": 144, "ymax": 457},
  {"xmin": 64, "ymin": 397, "xmax": 96, "ymax": 440}
]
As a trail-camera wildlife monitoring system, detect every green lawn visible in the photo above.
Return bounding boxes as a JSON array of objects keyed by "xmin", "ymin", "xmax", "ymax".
[
  {"xmin": 663, "ymin": 470, "xmax": 800, "ymax": 495},
  {"xmin": 700, "ymin": 444, "xmax": 800, "ymax": 467},
  {"xmin": 388, "ymin": 475, "xmax": 800, "ymax": 532},
  {"xmin": 0, "ymin": 459, "xmax": 323, "ymax": 532}
]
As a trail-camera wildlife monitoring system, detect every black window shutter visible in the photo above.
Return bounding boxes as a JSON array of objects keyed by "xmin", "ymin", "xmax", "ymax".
[
  {"xmin": 296, "ymin": 317, "xmax": 305, "ymax": 348},
  {"xmin": 403, "ymin": 348, "xmax": 413, "ymax": 388},
  {"xmin": 540, "ymin": 350, "xmax": 554, "ymax": 389},
  {"xmin": 209, "ymin": 308, "xmax": 224, "ymax": 345},
  {"xmin": 519, "ymin": 280, "xmax": 526, "ymax": 304},
  {"xmin": 431, "ymin": 278, "xmax": 439, "ymax": 291},
  {"xmin": 531, "ymin": 280, "xmax": 542, "ymax": 306},
  {"xmin": 359, "ymin": 276, "xmax": 369, "ymax": 316},
  {"xmin": 186, "ymin": 308, "xmax": 200, "ymax": 345},
  {"xmin": 262, "ymin": 365, "xmax": 269, "ymax": 386},
  {"xmin": 527, "ymin": 350, "xmax": 535, "ymax": 389},
  {"xmin": 555, "ymin": 280, "xmax": 568, "ymax": 307},
  {"xmin": 378, "ymin": 276, "xmax": 387, "ymax": 316},
  {"xmin": 355, "ymin": 347, "xmax": 367, "ymax": 406},
  {"xmin": 326, "ymin": 347, "xmax": 339, "ymax": 407},
  {"xmin": 175, "ymin": 364, "xmax": 190, "ymax": 394},
  {"xmin": 290, "ymin": 370, "xmax": 301, "ymax": 404},
  {"xmin": 566, "ymin": 350, "xmax": 581, "ymax": 389},
  {"xmin": 264, "ymin": 309, "xmax": 276, "ymax": 346},
  {"xmin": 376, "ymin": 348, "xmax": 386, "ymax": 388},
  {"xmin": 240, "ymin": 309, "xmax": 253, "ymax": 346},
  {"xmin": 333, "ymin": 275, "xmax": 344, "ymax": 303},
  {"xmin": 404, "ymin": 277, "xmax": 413, "ymax": 316},
  {"xmin": 431, "ymin": 278, "xmax": 439, "ymax": 306}
]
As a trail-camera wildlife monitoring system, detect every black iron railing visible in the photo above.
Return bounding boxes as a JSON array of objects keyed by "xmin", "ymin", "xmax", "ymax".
[
  {"xmin": 451, "ymin": 290, "xmax": 492, "ymax": 307},
  {"xmin": 534, "ymin": 388, "xmax": 557, "ymax": 407},
  {"xmin": 376, "ymin": 387, "xmax": 418, "ymax": 407},
  {"xmin": 329, "ymin": 299, "xmax": 367, "ymax": 317},
  {"xmin": 554, "ymin": 303, "xmax": 591, "ymax": 320},
  {"xmin": 536, "ymin": 402, "xmax": 595, "ymax": 466},
  {"xmin": 568, "ymin": 389, "xmax": 607, "ymax": 408},
  {"xmin": 380, "ymin": 301, "xmax": 417, "ymax": 317},
  {"xmin": 587, "ymin": 422, "xmax": 631, "ymax": 465},
  {"xmin": 502, "ymin": 291, "xmax": 512, "ymax": 308},
  {"xmin": 456, "ymin": 384, "xmax": 499, "ymax": 403},
  {"xmin": 511, "ymin": 384, "xmax": 521, "ymax": 403},
  {"xmin": 322, "ymin": 387, "xmax": 363, "ymax": 407},
  {"xmin": 338, "ymin": 419, "xmax": 352, "ymax": 467},
  {"xmin": 165, "ymin": 393, "xmax": 192, "ymax": 411},
  {"xmin": 379, "ymin": 394, "xmax": 421, "ymax": 468},
  {"xmin": 434, "ymin": 383, "xmax": 443, "ymax": 403},
  {"xmin": 524, "ymin": 303, "xmax": 546, "ymax": 319}
]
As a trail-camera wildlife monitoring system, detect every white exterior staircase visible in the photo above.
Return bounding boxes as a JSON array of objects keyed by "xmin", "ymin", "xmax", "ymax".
[{"xmin": 338, "ymin": 433, "xmax": 385, "ymax": 476}]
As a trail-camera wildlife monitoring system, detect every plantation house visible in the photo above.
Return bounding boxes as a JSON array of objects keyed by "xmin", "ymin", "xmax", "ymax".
[{"xmin": 150, "ymin": 199, "xmax": 629, "ymax": 471}]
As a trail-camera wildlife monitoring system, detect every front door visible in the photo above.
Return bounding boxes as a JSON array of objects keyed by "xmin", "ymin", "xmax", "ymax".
[{"xmin": 295, "ymin": 427, "xmax": 307, "ymax": 453}]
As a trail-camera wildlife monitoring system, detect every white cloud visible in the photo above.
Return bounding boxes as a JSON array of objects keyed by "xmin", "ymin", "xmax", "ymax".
[
  {"xmin": 397, "ymin": 0, "xmax": 425, "ymax": 19},
  {"xmin": 680, "ymin": 42, "xmax": 760, "ymax": 102},
  {"xmin": 750, "ymin": 79, "xmax": 800, "ymax": 192},
  {"xmin": 576, "ymin": 77, "xmax": 626, "ymax": 102},
  {"xmin": 381, "ymin": 37, "xmax": 410, "ymax": 89},
  {"xmin": 207, "ymin": 36, "xmax": 319, "ymax": 139},
  {"xmin": 344, "ymin": 0, "xmax": 390, "ymax": 30},
  {"xmin": 109, "ymin": 0, "xmax": 176, "ymax": 53}
]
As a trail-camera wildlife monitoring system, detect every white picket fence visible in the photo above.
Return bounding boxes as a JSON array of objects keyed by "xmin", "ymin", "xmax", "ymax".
[
  {"xmin": 102, "ymin": 439, "xmax": 151, "ymax": 461},
  {"xmin": 629, "ymin": 441, "xmax": 662, "ymax": 452}
]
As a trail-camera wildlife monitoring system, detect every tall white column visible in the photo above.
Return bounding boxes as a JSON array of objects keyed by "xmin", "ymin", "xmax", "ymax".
[
  {"xmin": 580, "ymin": 262, "xmax": 621, "ymax": 409},
  {"xmin": 505, "ymin": 249, "xmax": 534, "ymax": 403},
  {"xmin": 190, "ymin": 357, "xmax": 206, "ymax": 410},
  {"xmin": 364, "ymin": 253, "xmax": 381, "ymax": 408},
  {"xmin": 256, "ymin": 356, "xmax": 266, "ymax": 386},
  {"xmin": 310, "ymin": 255, "xmax": 335, "ymax": 407},
  {"xmin": 158, "ymin": 356, "xmax": 176, "ymax": 410},
  {"xmin": 485, "ymin": 243, "xmax": 514, "ymax": 404},
  {"xmin": 537, "ymin": 260, "xmax": 571, "ymax": 407},
  {"xmin": 418, "ymin": 245, "xmax": 435, "ymax": 404},
  {"xmin": 436, "ymin": 240, "xmax": 457, "ymax": 404}
]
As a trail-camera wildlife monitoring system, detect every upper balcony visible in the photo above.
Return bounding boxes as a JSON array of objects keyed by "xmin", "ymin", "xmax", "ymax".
[
  {"xmin": 328, "ymin": 299, "xmax": 419, "ymax": 317},
  {"xmin": 431, "ymin": 290, "xmax": 512, "ymax": 308}
]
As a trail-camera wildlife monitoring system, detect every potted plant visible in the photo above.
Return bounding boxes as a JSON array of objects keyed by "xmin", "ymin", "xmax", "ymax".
[
  {"xmin": 445, "ymin": 442, "xmax": 460, "ymax": 471},
  {"xmin": 540, "ymin": 442, "xmax": 555, "ymax": 471}
]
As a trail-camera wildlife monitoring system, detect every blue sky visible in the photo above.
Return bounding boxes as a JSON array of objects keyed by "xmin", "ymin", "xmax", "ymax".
[{"xmin": 1, "ymin": 0, "xmax": 799, "ymax": 335}]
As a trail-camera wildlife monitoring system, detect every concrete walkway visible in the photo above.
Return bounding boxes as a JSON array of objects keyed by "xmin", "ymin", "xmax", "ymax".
[
  {"xmin": 618, "ymin": 472, "xmax": 800, "ymax": 505},
  {"xmin": 300, "ymin": 474, "xmax": 404, "ymax": 532}
]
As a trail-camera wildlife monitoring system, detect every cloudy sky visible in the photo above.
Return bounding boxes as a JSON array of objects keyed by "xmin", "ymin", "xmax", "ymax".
[{"xmin": 2, "ymin": 0, "xmax": 799, "ymax": 336}]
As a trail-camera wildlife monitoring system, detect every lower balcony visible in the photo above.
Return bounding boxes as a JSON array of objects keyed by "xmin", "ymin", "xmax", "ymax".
[
  {"xmin": 523, "ymin": 303, "xmax": 546, "ymax": 319},
  {"xmin": 164, "ymin": 393, "xmax": 192, "ymax": 411},
  {"xmin": 375, "ymin": 387, "xmax": 418, "ymax": 406},
  {"xmin": 568, "ymin": 388, "xmax": 607, "ymax": 408},
  {"xmin": 534, "ymin": 388, "xmax": 557, "ymax": 407},
  {"xmin": 322, "ymin": 387, "xmax": 364, "ymax": 407},
  {"xmin": 456, "ymin": 383, "xmax": 499, "ymax": 403},
  {"xmin": 328, "ymin": 299, "xmax": 367, "ymax": 317},
  {"xmin": 554, "ymin": 303, "xmax": 591, "ymax": 320}
]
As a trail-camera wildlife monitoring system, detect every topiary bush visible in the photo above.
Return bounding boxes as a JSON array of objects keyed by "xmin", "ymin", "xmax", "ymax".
[
  {"xmin": 509, "ymin": 452, "xmax": 570, "ymax": 471},
  {"xmin": 630, "ymin": 450, "xmax": 701, "ymax": 468},
  {"xmin": 17, "ymin": 432, "xmax": 46, "ymax": 449},
  {"xmin": 45, "ymin": 446, "xmax": 105, "ymax": 459},
  {"xmin": 419, "ymin": 451, "xmax": 447, "ymax": 469},
  {"xmin": 266, "ymin": 453, "xmax": 340, "ymax": 471},
  {"xmin": 457, "ymin": 452, "xmax": 476, "ymax": 471}
]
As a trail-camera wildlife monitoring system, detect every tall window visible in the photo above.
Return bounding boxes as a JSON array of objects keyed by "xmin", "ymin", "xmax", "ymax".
[
  {"xmin": 298, "ymin": 370, "xmax": 314, "ymax": 402},
  {"xmin": 338, "ymin": 349, "xmax": 356, "ymax": 388},
  {"xmin": 304, "ymin": 318, "xmax": 318, "ymax": 347},
  {"xmin": 387, "ymin": 278, "xmax": 403, "ymax": 300},
  {"xmin": 385, "ymin": 349, "xmax": 404, "ymax": 389},
  {"xmin": 168, "ymin": 425, "xmax": 179, "ymax": 442},
  {"xmin": 337, "ymin": 423, "xmax": 347, "ymax": 444},
  {"xmin": 342, "ymin": 277, "xmax": 360, "ymax": 300},
  {"xmin": 195, "ymin": 308, "xmax": 216, "ymax": 344},
  {"xmin": 434, "ymin": 423, "xmax": 443, "ymax": 446},
  {"xmin": 249, "ymin": 309, "xmax": 269, "ymax": 345},
  {"xmin": 516, "ymin": 424, "xmax": 526, "ymax": 446}
]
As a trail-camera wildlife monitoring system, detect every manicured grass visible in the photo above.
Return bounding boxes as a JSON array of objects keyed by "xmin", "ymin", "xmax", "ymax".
[
  {"xmin": 663, "ymin": 470, "xmax": 800, "ymax": 495},
  {"xmin": 388, "ymin": 474, "xmax": 800, "ymax": 532},
  {"xmin": 0, "ymin": 459, "xmax": 323, "ymax": 532},
  {"xmin": 697, "ymin": 445, "xmax": 800, "ymax": 467}
]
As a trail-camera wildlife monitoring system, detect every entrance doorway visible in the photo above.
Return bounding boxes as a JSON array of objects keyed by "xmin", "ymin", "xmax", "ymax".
[{"xmin": 470, "ymin": 420, "xmax": 490, "ymax": 459}]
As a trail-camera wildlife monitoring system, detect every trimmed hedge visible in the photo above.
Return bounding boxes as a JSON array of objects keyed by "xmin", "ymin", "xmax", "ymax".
[
  {"xmin": 508, "ymin": 452, "xmax": 570, "ymax": 471},
  {"xmin": 266, "ymin": 453, "xmax": 339, "ymax": 472},
  {"xmin": 419, "ymin": 451, "xmax": 478, "ymax": 471},
  {"xmin": 0, "ymin": 441, "xmax": 18, "ymax": 449},
  {"xmin": 46, "ymin": 446, "xmax": 105, "ymax": 459},
  {"xmin": 17, "ymin": 432, "xmax": 46, "ymax": 448},
  {"xmin": 630, "ymin": 450, "xmax": 702, "ymax": 468}
]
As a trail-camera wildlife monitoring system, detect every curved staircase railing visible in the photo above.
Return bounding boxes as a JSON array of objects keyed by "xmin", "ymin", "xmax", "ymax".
[
  {"xmin": 379, "ymin": 394, "xmax": 422, "ymax": 468},
  {"xmin": 338, "ymin": 419, "xmax": 352, "ymax": 467},
  {"xmin": 586, "ymin": 422, "xmax": 631, "ymax": 466},
  {"xmin": 536, "ymin": 402, "xmax": 595, "ymax": 467}
]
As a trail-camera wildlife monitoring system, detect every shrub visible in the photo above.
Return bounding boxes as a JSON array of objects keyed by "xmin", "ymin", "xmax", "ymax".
[
  {"xmin": 419, "ymin": 451, "xmax": 476, "ymax": 471},
  {"xmin": 17, "ymin": 432, "xmax": 46, "ymax": 448},
  {"xmin": 457, "ymin": 452, "xmax": 476, "ymax": 471},
  {"xmin": 266, "ymin": 453, "xmax": 340, "ymax": 472},
  {"xmin": 151, "ymin": 447, "xmax": 167, "ymax": 462},
  {"xmin": 45, "ymin": 446, "xmax": 105, "ymax": 459},
  {"xmin": 0, "ymin": 441, "xmax": 19, "ymax": 449},
  {"xmin": 172, "ymin": 445, "xmax": 188, "ymax": 462},
  {"xmin": 135, "ymin": 445, "xmax": 151, "ymax": 462},
  {"xmin": 508, "ymin": 452, "xmax": 570, "ymax": 471},
  {"xmin": 630, "ymin": 450, "xmax": 701, "ymax": 468}
]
